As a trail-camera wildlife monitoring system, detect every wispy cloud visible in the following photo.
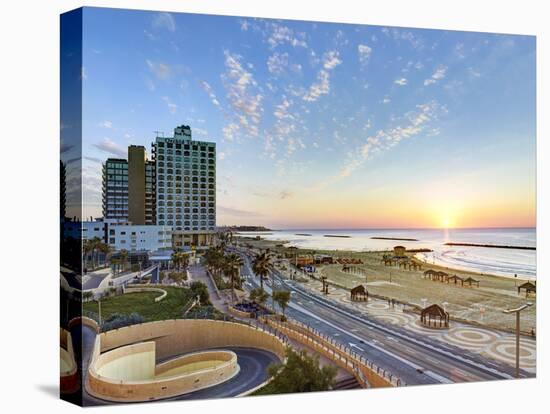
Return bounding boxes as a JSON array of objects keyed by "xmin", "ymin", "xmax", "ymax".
[
  {"xmin": 357, "ymin": 44, "xmax": 372, "ymax": 68},
  {"xmin": 146, "ymin": 60, "xmax": 171, "ymax": 80},
  {"xmin": 424, "ymin": 65, "xmax": 447, "ymax": 86},
  {"xmin": 303, "ymin": 50, "xmax": 342, "ymax": 102},
  {"xmin": 267, "ymin": 23, "xmax": 307, "ymax": 48},
  {"xmin": 315, "ymin": 101, "xmax": 444, "ymax": 189},
  {"xmin": 152, "ymin": 12, "xmax": 176, "ymax": 32},
  {"xmin": 218, "ymin": 205, "xmax": 262, "ymax": 218},
  {"xmin": 394, "ymin": 78, "xmax": 408, "ymax": 86},
  {"xmin": 93, "ymin": 137, "xmax": 127, "ymax": 158},
  {"xmin": 162, "ymin": 96, "xmax": 177, "ymax": 114},
  {"xmin": 221, "ymin": 51, "xmax": 263, "ymax": 137},
  {"xmin": 99, "ymin": 120, "xmax": 112, "ymax": 128}
]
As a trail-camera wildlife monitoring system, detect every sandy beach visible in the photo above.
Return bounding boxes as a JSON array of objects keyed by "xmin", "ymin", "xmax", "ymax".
[{"xmin": 236, "ymin": 236, "xmax": 536, "ymax": 333}]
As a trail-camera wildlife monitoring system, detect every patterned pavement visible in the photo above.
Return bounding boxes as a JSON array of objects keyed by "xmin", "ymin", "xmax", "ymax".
[{"xmin": 299, "ymin": 278, "xmax": 536, "ymax": 374}]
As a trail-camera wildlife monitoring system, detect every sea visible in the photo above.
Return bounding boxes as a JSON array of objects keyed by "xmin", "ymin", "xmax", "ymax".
[{"xmin": 237, "ymin": 228, "xmax": 536, "ymax": 280}]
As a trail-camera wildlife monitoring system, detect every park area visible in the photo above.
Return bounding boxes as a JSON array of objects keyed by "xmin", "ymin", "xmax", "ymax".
[{"xmin": 83, "ymin": 284, "xmax": 221, "ymax": 325}]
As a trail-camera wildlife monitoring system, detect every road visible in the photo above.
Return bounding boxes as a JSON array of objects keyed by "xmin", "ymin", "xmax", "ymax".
[
  {"xmin": 233, "ymin": 247, "xmax": 530, "ymax": 386},
  {"xmin": 66, "ymin": 323, "xmax": 277, "ymax": 406}
]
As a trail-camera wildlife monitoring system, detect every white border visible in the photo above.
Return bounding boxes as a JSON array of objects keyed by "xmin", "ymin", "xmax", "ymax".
[{"xmin": 0, "ymin": 0, "xmax": 547, "ymax": 413}]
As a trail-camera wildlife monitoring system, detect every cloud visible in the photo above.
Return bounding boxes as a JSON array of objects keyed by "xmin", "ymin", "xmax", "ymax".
[
  {"xmin": 267, "ymin": 52, "xmax": 289, "ymax": 75},
  {"xmin": 162, "ymin": 96, "xmax": 177, "ymax": 114},
  {"xmin": 99, "ymin": 120, "xmax": 112, "ymax": 128},
  {"xmin": 279, "ymin": 190, "xmax": 294, "ymax": 200},
  {"xmin": 222, "ymin": 123, "xmax": 240, "ymax": 142},
  {"xmin": 303, "ymin": 51, "xmax": 342, "ymax": 102},
  {"xmin": 218, "ymin": 205, "xmax": 262, "ymax": 218},
  {"xmin": 315, "ymin": 101, "xmax": 444, "ymax": 189},
  {"xmin": 199, "ymin": 80, "xmax": 221, "ymax": 107},
  {"xmin": 152, "ymin": 12, "xmax": 176, "ymax": 32},
  {"xmin": 424, "ymin": 65, "xmax": 447, "ymax": 86},
  {"xmin": 382, "ymin": 96, "xmax": 391, "ymax": 104},
  {"xmin": 146, "ymin": 60, "xmax": 171, "ymax": 80},
  {"xmin": 323, "ymin": 50, "xmax": 342, "ymax": 70},
  {"xmin": 267, "ymin": 23, "xmax": 307, "ymax": 48},
  {"xmin": 273, "ymin": 98, "xmax": 292, "ymax": 120},
  {"xmin": 84, "ymin": 156, "xmax": 102, "ymax": 163},
  {"xmin": 221, "ymin": 51, "xmax": 263, "ymax": 136},
  {"xmin": 358, "ymin": 44, "xmax": 372, "ymax": 67},
  {"xmin": 394, "ymin": 78, "xmax": 408, "ymax": 86},
  {"xmin": 218, "ymin": 152, "xmax": 226, "ymax": 160},
  {"xmin": 267, "ymin": 53, "xmax": 301, "ymax": 76},
  {"xmin": 93, "ymin": 137, "xmax": 127, "ymax": 158}
]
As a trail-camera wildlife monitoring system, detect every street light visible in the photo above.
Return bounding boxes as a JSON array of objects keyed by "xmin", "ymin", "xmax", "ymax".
[{"xmin": 503, "ymin": 303, "xmax": 533, "ymax": 378}]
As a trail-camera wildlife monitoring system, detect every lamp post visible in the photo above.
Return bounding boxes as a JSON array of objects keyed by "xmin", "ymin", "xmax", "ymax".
[{"xmin": 503, "ymin": 303, "xmax": 533, "ymax": 378}]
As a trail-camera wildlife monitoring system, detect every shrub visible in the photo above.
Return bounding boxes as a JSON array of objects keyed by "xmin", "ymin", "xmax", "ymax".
[{"xmin": 102, "ymin": 312, "xmax": 144, "ymax": 331}]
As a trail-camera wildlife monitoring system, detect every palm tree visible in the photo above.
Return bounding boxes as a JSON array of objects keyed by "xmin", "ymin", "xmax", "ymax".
[
  {"xmin": 119, "ymin": 249, "xmax": 128, "ymax": 272},
  {"xmin": 224, "ymin": 253, "xmax": 244, "ymax": 303},
  {"xmin": 83, "ymin": 239, "xmax": 94, "ymax": 271},
  {"xmin": 252, "ymin": 250, "xmax": 272, "ymax": 292}
]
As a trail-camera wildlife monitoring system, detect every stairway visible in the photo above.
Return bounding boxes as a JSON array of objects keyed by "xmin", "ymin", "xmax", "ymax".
[{"xmin": 333, "ymin": 376, "xmax": 361, "ymax": 390}]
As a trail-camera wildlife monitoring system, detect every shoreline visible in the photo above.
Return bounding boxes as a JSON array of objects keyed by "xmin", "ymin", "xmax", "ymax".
[
  {"xmin": 411, "ymin": 254, "xmax": 533, "ymax": 282},
  {"xmin": 236, "ymin": 235, "xmax": 534, "ymax": 282}
]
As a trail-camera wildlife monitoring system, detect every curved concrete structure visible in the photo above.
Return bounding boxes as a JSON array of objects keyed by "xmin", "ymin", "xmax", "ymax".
[
  {"xmin": 87, "ymin": 319, "xmax": 286, "ymax": 402},
  {"xmin": 89, "ymin": 343, "xmax": 239, "ymax": 402},
  {"xmin": 124, "ymin": 285, "xmax": 168, "ymax": 302},
  {"xmin": 60, "ymin": 328, "xmax": 78, "ymax": 394}
]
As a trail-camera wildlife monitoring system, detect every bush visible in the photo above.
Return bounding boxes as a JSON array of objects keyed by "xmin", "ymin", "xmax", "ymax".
[{"xmin": 102, "ymin": 312, "xmax": 144, "ymax": 331}]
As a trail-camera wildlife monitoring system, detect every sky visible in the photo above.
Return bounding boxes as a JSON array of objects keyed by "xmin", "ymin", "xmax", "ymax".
[{"xmin": 73, "ymin": 7, "xmax": 536, "ymax": 229}]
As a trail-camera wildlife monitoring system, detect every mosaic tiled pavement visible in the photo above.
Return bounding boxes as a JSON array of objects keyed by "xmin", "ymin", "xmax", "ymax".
[{"xmin": 299, "ymin": 278, "xmax": 536, "ymax": 373}]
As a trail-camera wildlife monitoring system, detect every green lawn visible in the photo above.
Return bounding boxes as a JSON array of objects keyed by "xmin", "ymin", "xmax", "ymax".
[{"xmin": 83, "ymin": 286, "xmax": 193, "ymax": 322}]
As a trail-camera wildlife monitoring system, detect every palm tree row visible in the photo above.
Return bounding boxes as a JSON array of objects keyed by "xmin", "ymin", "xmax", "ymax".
[
  {"xmin": 203, "ymin": 247, "xmax": 243, "ymax": 303},
  {"xmin": 171, "ymin": 251, "xmax": 190, "ymax": 272},
  {"xmin": 83, "ymin": 237, "xmax": 110, "ymax": 271}
]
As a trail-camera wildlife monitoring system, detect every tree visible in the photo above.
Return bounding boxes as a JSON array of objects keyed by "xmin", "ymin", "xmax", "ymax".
[
  {"xmin": 252, "ymin": 250, "xmax": 272, "ymax": 291},
  {"xmin": 118, "ymin": 249, "xmax": 129, "ymax": 272},
  {"xmin": 190, "ymin": 281, "xmax": 210, "ymax": 305},
  {"xmin": 254, "ymin": 347, "xmax": 337, "ymax": 395},
  {"xmin": 224, "ymin": 253, "xmax": 244, "ymax": 303},
  {"xmin": 249, "ymin": 287, "xmax": 269, "ymax": 307},
  {"xmin": 82, "ymin": 291, "xmax": 94, "ymax": 302},
  {"xmin": 272, "ymin": 290, "xmax": 291, "ymax": 320}
]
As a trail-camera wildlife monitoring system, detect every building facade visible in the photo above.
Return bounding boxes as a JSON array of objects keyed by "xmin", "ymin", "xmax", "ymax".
[
  {"xmin": 102, "ymin": 158, "xmax": 129, "ymax": 221},
  {"xmin": 153, "ymin": 125, "xmax": 216, "ymax": 248},
  {"xmin": 108, "ymin": 224, "xmax": 173, "ymax": 252}
]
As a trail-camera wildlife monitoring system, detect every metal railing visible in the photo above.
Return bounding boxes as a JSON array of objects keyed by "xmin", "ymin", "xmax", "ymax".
[{"xmin": 262, "ymin": 315, "xmax": 403, "ymax": 387}]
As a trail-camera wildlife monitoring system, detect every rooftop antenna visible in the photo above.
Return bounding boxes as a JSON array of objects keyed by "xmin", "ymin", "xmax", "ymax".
[{"xmin": 153, "ymin": 130, "xmax": 164, "ymax": 137}]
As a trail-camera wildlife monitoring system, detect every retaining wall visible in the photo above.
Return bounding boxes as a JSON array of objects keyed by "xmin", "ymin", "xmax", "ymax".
[{"xmin": 87, "ymin": 319, "xmax": 286, "ymax": 401}]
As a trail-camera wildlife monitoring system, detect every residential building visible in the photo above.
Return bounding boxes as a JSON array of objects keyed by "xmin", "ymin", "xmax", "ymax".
[{"xmin": 102, "ymin": 158, "xmax": 128, "ymax": 221}]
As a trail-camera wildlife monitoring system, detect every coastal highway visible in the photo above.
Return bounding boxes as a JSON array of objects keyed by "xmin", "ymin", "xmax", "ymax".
[{"xmin": 231, "ymin": 247, "xmax": 530, "ymax": 386}]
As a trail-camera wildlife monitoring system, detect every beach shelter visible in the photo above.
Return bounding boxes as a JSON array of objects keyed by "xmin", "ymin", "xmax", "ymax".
[
  {"xmin": 420, "ymin": 304, "xmax": 450, "ymax": 329},
  {"xmin": 464, "ymin": 277, "xmax": 480, "ymax": 287},
  {"xmin": 517, "ymin": 281, "xmax": 536, "ymax": 297},
  {"xmin": 447, "ymin": 274, "xmax": 464, "ymax": 286},
  {"xmin": 350, "ymin": 285, "xmax": 368, "ymax": 301}
]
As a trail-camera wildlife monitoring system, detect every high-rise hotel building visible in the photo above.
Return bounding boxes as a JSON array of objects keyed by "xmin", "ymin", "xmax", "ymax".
[{"xmin": 153, "ymin": 125, "xmax": 216, "ymax": 248}]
